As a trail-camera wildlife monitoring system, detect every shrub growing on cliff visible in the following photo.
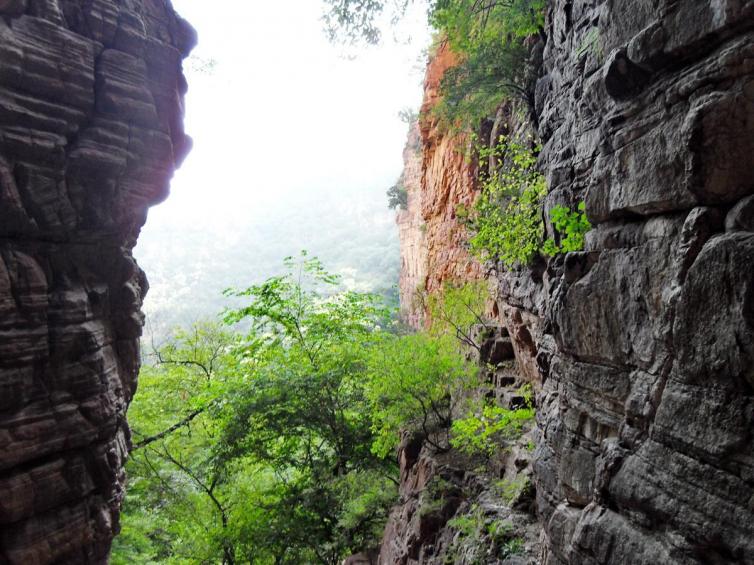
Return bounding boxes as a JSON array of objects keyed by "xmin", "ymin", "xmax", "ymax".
[
  {"xmin": 542, "ymin": 202, "xmax": 592, "ymax": 256},
  {"xmin": 466, "ymin": 136, "xmax": 547, "ymax": 267},
  {"xmin": 451, "ymin": 384, "xmax": 535, "ymax": 457},
  {"xmin": 387, "ymin": 181, "xmax": 408, "ymax": 210},
  {"xmin": 365, "ymin": 332, "xmax": 477, "ymax": 456},
  {"xmin": 465, "ymin": 136, "xmax": 592, "ymax": 266}
]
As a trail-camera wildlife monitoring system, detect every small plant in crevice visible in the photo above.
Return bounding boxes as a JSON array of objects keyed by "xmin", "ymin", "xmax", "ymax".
[
  {"xmin": 542, "ymin": 202, "xmax": 591, "ymax": 256},
  {"xmin": 494, "ymin": 474, "xmax": 531, "ymax": 505},
  {"xmin": 501, "ymin": 536, "xmax": 525, "ymax": 558},
  {"xmin": 450, "ymin": 383, "xmax": 535, "ymax": 457}
]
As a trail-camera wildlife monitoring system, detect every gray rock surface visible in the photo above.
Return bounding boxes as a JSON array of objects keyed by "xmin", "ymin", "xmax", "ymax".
[
  {"xmin": 0, "ymin": 0, "xmax": 193, "ymax": 562},
  {"xmin": 531, "ymin": 1, "xmax": 754, "ymax": 563},
  {"xmin": 393, "ymin": 2, "xmax": 754, "ymax": 564}
]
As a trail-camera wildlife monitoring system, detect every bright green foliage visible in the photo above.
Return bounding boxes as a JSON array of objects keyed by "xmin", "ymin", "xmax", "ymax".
[
  {"xmin": 542, "ymin": 202, "xmax": 591, "ymax": 256},
  {"xmin": 365, "ymin": 332, "xmax": 477, "ymax": 457},
  {"xmin": 116, "ymin": 255, "xmax": 399, "ymax": 564},
  {"xmin": 451, "ymin": 403, "xmax": 535, "ymax": 456},
  {"xmin": 116, "ymin": 256, "xmax": 507, "ymax": 562},
  {"xmin": 467, "ymin": 136, "xmax": 548, "ymax": 267},
  {"xmin": 450, "ymin": 384, "xmax": 535, "ymax": 456},
  {"xmin": 113, "ymin": 323, "xmax": 243, "ymax": 565},
  {"xmin": 424, "ymin": 280, "xmax": 489, "ymax": 350},
  {"xmin": 430, "ymin": 0, "xmax": 546, "ymax": 129},
  {"xmin": 218, "ymin": 253, "xmax": 396, "ymax": 563}
]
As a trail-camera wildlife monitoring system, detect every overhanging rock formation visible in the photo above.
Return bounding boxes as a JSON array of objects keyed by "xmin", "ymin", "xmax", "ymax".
[{"xmin": 0, "ymin": 1, "xmax": 194, "ymax": 562}]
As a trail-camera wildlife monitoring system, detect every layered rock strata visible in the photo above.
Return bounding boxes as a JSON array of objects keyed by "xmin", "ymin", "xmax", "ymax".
[
  {"xmin": 396, "ymin": 120, "xmax": 427, "ymax": 329},
  {"xmin": 396, "ymin": 43, "xmax": 484, "ymax": 329},
  {"xmin": 0, "ymin": 1, "xmax": 194, "ymax": 562},
  {"xmin": 395, "ymin": 1, "xmax": 754, "ymax": 563},
  {"xmin": 533, "ymin": 1, "xmax": 754, "ymax": 563}
]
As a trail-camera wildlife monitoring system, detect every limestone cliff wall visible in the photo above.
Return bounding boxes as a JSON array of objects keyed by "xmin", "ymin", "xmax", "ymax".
[
  {"xmin": 393, "ymin": 1, "xmax": 754, "ymax": 563},
  {"xmin": 396, "ymin": 120, "xmax": 427, "ymax": 329},
  {"xmin": 0, "ymin": 1, "xmax": 193, "ymax": 562}
]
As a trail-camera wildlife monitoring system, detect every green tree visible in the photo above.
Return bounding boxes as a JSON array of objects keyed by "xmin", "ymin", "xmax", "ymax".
[
  {"xmin": 365, "ymin": 332, "xmax": 477, "ymax": 457},
  {"xmin": 115, "ymin": 322, "xmax": 242, "ymax": 564},
  {"xmin": 216, "ymin": 252, "xmax": 397, "ymax": 563}
]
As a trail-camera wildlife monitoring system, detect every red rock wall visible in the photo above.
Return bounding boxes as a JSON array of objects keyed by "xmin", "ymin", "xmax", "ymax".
[
  {"xmin": 396, "ymin": 43, "xmax": 483, "ymax": 328},
  {"xmin": 0, "ymin": 1, "xmax": 194, "ymax": 562}
]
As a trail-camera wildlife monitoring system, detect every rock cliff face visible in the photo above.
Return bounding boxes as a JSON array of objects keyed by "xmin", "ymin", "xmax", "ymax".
[
  {"xmin": 534, "ymin": 1, "xmax": 754, "ymax": 563},
  {"xmin": 394, "ymin": 1, "xmax": 754, "ymax": 563},
  {"xmin": 0, "ymin": 1, "xmax": 193, "ymax": 562},
  {"xmin": 396, "ymin": 43, "xmax": 483, "ymax": 329},
  {"xmin": 396, "ymin": 121, "xmax": 427, "ymax": 329}
]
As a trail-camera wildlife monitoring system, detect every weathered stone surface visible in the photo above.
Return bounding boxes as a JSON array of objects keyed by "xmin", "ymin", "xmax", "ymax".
[
  {"xmin": 377, "ymin": 329, "xmax": 541, "ymax": 565},
  {"xmin": 0, "ymin": 0, "xmax": 194, "ymax": 562},
  {"xmin": 396, "ymin": 120, "xmax": 428, "ymax": 329},
  {"xmin": 396, "ymin": 43, "xmax": 484, "ymax": 328},
  {"xmin": 393, "ymin": 1, "xmax": 754, "ymax": 563},
  {"xmin": 533, "ymin": 1, "xmax": 754, "ymax": 563}
]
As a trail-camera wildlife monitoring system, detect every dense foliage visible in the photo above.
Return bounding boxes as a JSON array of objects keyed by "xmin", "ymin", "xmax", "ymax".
[
  {"xmin": 463, "ymin": 136, "xmax": 591, "ymax": 267},
  {"xmin": 466, "ymin": 136, "xmax": 547, "ymax": 267},
  {"xmin": 115, "ymin": 256, "xmax": 481, "ymax": 564},
  {"xmin": 430, "ymin": 0, "xmax": 545, "ymax": 128}
]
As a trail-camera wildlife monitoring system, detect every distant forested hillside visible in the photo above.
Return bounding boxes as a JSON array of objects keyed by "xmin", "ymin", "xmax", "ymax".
[{"xmin": 135, "ymin": 185, "xmax": 399, "ymax": 342}]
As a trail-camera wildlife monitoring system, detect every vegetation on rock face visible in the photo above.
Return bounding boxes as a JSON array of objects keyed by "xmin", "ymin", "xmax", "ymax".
[
  {"xmin": 429, "ymin": 0, "xmax": 545, "ymax": 129},
  {"xmin": 462, "ymin": 136, "xmax": 591, "ymax": 267},
  {"xmin": 451, "ymin": 384, "xmax": 535, "ymax": 457},
  {"xmin": 386, "ymin": 181, "xmax": 408, "ymax": 210},
  {"xmin": 366, "ymin": 332, "xmax": 477, "ymax": 456},
  {"xmin": 465, "ymin": 136, "xmax": 547, "ymax": 267},
  {"xmin": 324, "ymin": 0, "xmax": 546, "ymax": 129},
  {"xmin": 542, "ymin": 202, "xmax": 592, "ymax": 256},
  {"xmin": 116, "ymin": 257, "xmax": 487, "ymax": 564}
]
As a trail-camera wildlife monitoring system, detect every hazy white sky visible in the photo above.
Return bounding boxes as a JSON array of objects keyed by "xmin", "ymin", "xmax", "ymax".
[
  {"xmin": 144, "ymin": 0, "xmax": 431, "ymax": 228},
  {"xmin": 134, "ymin": 0, "xmax": 432, "ymax": 328}
]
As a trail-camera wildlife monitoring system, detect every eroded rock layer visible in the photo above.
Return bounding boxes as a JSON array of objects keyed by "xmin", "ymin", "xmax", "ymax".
[
  {"xmin": 0, "ymin": 1, "xmax": 193, "ymax": 562},
  {"xmin": 534, "ymin": 1, "xmax": 754, "ymax": 563},
  {"xmin": 395, "ymin": 1, "xmax": 754, "ymax": 563},
  {"xmin": 396, "ymin": 43, "xmax": 484, "ymax": 329}
]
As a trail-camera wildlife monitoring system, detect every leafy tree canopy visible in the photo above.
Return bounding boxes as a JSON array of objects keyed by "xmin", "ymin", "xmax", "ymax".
[{"xmin": 115, "ymin": 256, "xmax": 503, "ymax": 564}]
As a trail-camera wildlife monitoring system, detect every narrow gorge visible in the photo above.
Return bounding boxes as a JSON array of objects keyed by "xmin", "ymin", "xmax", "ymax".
[{"xmin": 0, "ymin": 0, "xmax": 753, "ymax": 564}]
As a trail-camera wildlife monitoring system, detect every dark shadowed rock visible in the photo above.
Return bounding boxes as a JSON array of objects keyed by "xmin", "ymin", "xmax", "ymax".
[
  {"xmin": 393, "ymin": 1, "xmax": 754, "ymax": 564},
  {"xmin": 0, "ymin": 0, "xmax": 193, "ymax": 562}
]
